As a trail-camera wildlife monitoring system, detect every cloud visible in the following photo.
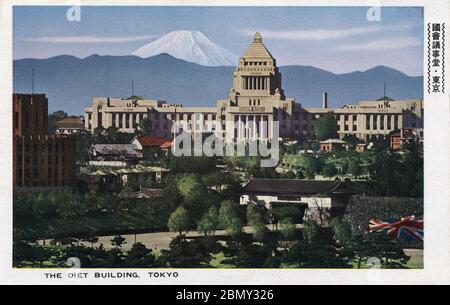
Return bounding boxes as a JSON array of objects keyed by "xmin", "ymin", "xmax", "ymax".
[
  {"xmin": 239, "ymin": 24, "xmax": 415, "ymax": 41},
  {"xmin": 21, "ymin": 35, "xmax": 155, "ymax": 44},
  {"xmin": 336, "ymin": 36, "xmax": 421, "ymax": 51}
]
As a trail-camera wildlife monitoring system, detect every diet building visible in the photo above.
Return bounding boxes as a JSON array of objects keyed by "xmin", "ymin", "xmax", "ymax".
[{"xmin": 84, "ymin": 33, "xmax": 423, "ymax": 142}]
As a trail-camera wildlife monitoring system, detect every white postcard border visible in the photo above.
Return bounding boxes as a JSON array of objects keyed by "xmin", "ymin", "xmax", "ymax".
[{"xmin": 0, "ymin": 0, "xmax": 449, "ymax": 285}]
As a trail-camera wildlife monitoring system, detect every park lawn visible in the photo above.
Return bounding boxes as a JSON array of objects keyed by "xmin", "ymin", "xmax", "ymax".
[{"xmin": 406, "ymin": 259, "xmax": 424, "ymax": 269}]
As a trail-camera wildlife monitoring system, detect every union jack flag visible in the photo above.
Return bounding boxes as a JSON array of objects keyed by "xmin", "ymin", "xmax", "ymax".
[{"xmin": 369, "ymin": 215, "xmax": 424, "ymax": 241}]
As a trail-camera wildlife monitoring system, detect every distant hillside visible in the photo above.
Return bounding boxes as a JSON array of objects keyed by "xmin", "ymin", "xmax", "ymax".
[{"xmin": 13, "ymin": 54, "xmax": 423, "ymax": 114}]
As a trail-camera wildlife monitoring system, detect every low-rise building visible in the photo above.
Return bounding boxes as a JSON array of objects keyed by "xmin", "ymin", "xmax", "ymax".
[
  {"xmin": 88, "ymin": 144, "xmax": 143, "ymax": 167},
  {"xmin": 131, "ymin": 135, "xmax": 173, "ymax": 157},
  {"xmin": 355, "ymin": 143, "xmax": 367, "ymax": 153},
  {"xmin": 390, "ymin": 128, "xmax": 423, "ymax": 150},
  {"xmin": 13, "ymin": 94, "xmax": 77, "ymax": 188},
  {"xmin": 55, "ymin": 116, "xmax": 85, "ymax": 134},
  {"xmin": 240, "ymin": 178, "xmax": 353, "ymax": 221},
  {"xmin": 320, "ymin": 139, "xmax": 346, "ymax": 152}
]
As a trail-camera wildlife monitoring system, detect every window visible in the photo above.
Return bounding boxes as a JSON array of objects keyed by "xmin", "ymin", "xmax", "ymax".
[
  {"xmin": 14, "ymin": 112, "xmax": 19, "ymax": 129},
  {"xmin": 278, "ymin": 196, "xmax": 299, "ymax": 201},
  {"xmin": 24, "ymin": 111, "xmax": 30, "ymax": 129}
]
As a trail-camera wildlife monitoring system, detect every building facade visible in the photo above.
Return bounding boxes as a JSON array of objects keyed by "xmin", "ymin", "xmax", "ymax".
[
  {"xmin": 55, "ymin": 116, "xmax": 85, "ymax": 134},
  {"xmin": 240, "ymin": 178, "xmax": 352, "ymax": 221},
  {"xmin": 88, "ymin": 144, "xmax": 143, "ymax": 167},
  {"xmin": 13, "ymin": 94, "xmax": 77, "ymax": 188},
  {"xmin": 84, "ymin": 33, "xmax": 423, "ymax": 142}
]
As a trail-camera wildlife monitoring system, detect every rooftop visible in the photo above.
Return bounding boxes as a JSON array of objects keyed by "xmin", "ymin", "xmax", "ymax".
[
  {"xmin": 55, "ymin": 117, "xmax": 84, "ymax": 129},
  {"xmin": 320, "ymin": 139, "xmax": 346, "ymax": 144},
  {"xmin": 134, "ymin": 135, "xmax": 173, "ymax": 148},
  {"xmin": 89, "ymin": 144, "xmax": 143, "ymax": 159}
]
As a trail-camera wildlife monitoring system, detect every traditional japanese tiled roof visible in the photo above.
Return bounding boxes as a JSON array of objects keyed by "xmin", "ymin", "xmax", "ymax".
[
  {"xmin": 55, "ymin": 117, "xmax": 84, "ymax": 129},
  {"xmin": 134, "ymin": 135, "xmax": 172, "ymax": 148},
  {"xmin": 89, "ymin": 144, "xmax": 143, "ymax": 159},
  {"xmin": 320, "ymin": 139, "xmax": 346, "ymax": 144},
  {"xmin": 242, "ymin": 178, "xmax": 350, "ymax": 195}
]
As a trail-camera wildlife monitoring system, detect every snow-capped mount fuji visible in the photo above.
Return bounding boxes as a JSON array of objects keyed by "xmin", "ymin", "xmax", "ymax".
[{"xmin": 132, "ymin": 30, "xmax": 238, "ymax": 66}]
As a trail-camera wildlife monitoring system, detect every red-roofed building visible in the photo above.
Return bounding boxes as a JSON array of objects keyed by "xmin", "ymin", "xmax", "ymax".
[
  {"xmin": 390, "ymin": 128, "xmax": 423, "ymax": 150},
  {"xmin": 131, "ymin": 135, "xmax": 173, "ymax": 157}
]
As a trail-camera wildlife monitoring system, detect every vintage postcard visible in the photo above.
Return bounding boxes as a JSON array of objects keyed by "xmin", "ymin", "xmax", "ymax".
[{"xmin": 0, "ymin": 0, "xmax": 449, "ymax": 287}]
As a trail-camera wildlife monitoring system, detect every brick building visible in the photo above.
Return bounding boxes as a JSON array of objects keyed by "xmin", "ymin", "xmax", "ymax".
[{"xmin": 13, "ymin": 94, "xmax": 77, "ymax": 188}]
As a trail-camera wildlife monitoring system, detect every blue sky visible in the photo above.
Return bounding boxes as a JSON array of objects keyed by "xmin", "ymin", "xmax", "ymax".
[{"xmin": 13, "ymin": 6, "xmax": 424, "ymax": 76}]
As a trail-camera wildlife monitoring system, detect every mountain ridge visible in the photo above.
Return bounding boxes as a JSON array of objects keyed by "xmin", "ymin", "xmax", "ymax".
[{"xmin": 13, "ymin": 54, "xmax": 423, "ymax": 115}]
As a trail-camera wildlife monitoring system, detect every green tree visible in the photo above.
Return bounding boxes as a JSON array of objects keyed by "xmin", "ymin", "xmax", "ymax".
[
  {"xmin": 197, "ymin": 206, "xmax": 219, "ymax": 236},
  {"xmin": 48, "ymin": 111, "xmax": 67, "ymax": 134},
  {"xmin": 283, "ymin": 239, "xmax": 351, "ymax": 268},
  {"xmin": 219, "ymin": 201, "xmax": 243, "ymax": 236},
  {"xmin": 160, "ymin": 236, "xmax": 220, "ymax": 268},
  {"xmin": 168, "ymin": 206, "xmax": 190, "ymax": 236},
  {"xmin": 31, "ymin": 244, "xmax": 54, "ymax": 268},
  {"xmin": 282, "ymin": 154, "xmax": 324, "ymax": 179},
  {"xmin": 124, "ymin": 242, "xmax": 158, "ymax": 267},
  {"xmin": 105, "ymin": 126, "xmax": 120, "ymax": 143},
  {"xmin": 222, "ymin": 240, "xmax": 278, "ymax": 268},
  {"xmin": 280, "ymin": 218, "xmax": 296, "ymax": 240},
  {"xmin": 351, "ymin": 235, "xmax": 410, "ymax": 269},
  {"xmin": 349, "ymin": 161, "xmax": 363, "ymax": 178},
  {"xmin": 93, "ymin": 126, "xmax": 106, "ymax": 143},
  {"xmin": 111, "ymin": 235, "xmax": 127, "ymax": 248},
  {"xmin": 177, "ymin": 175, "xmax": 203, "ymax": 199},
  {"xmin": 342, "ymin": 134, "xmax": 362, "ymax": 148},
  {"xmin": 247, "ymin": 204, "xmax": 266, "ymax": 241},
  {"xmin": 314, "ymin": 112, "xmax": 338, "ymax": 140},
  {"xmin": 135, "ymin": 117, "xmax": 151, "ymax": 136},
  {"xmin": 330, "ymin": 218, "xmax": 352, "ymax": 244},
  {"xmin": 322, "ymin": 164, "xmax": 338, "ymax": 179},
  {"xmin": 303, "ymin": 220, "xmax": 319, "ymax": 242}
]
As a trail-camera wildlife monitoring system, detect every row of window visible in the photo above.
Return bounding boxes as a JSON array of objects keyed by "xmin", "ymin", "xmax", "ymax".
[
  {"xmin": 16, "ymin": 142, "xmax": 72, "ymax": 153},
  {"xmin": 17, "ymin": 168, "xmax": 70, "ymax": 180},
  {"xmin": 243, "ymin": 76, "xmax": 268, "ymax": 90},
  {"xmin": 14, "ymin": 111, "xmax": 47, "ymax": 131},
  {"xmin": 244, "ymin": 61, "xmax": 268, "ymax": 66},
  {"xmin": 249, "ymin": 99, "xmax": 261, "ymax": 106},
  {"xmin": 16, "ymin": 179, "xmax": 70, "ymax": 187},
  {"xmin": 17, "ymin": 154, "xmax": 70, "ymax": 165}
]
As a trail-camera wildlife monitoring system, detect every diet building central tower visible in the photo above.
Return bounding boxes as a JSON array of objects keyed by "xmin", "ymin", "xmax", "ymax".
[{"xmin": 217, "ymin": 32, "xmax": 297, "ymax": 142}]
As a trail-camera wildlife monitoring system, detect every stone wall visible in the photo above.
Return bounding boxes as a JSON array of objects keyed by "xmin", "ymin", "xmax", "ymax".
[{"xmin": 343, "ymin": 195, "xmax": 423, "ymax": 235}]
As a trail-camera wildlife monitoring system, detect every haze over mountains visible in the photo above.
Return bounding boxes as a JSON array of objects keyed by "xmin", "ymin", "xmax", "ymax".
[{"xmin": 13, "ymin": 31, "xmax": 423, "ymax": 115}]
